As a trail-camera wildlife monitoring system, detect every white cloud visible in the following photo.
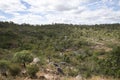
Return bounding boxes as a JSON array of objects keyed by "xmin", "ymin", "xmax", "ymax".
[
  {"xmin": 0, "ymin": 16, "xmax": 6, "ymax": 19},
  {"xmin": 9, "ymin": 13, "xmax": 46, "ymax": 24},
  {"xmin": 44, "ymin": 7, "xmax": 120, "ymax": 24},
  {"xmin": 0, "ymin": 0, "xmax": 120, "ymax": 24},
  {"xmin": 23, "ymin": 0, "xmax": 89, "ymax": 13},
  {"xmin": 119, "ymin": 0, "xmax": 120, "ymax": 6},
  {"xmin": 0, "ymin": 0, "xmax": 26, "ymax": 13}
]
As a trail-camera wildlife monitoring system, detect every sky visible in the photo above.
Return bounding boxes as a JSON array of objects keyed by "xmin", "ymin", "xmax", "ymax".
[{"xmin": 0, "ymin": 0, "xmax": 120, "ymax": 25}]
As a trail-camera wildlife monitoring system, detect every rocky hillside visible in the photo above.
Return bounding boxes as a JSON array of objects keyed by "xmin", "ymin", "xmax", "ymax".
[{"xmin": 0, "ymin": 22, "xmax": 120, "ymax": 80}]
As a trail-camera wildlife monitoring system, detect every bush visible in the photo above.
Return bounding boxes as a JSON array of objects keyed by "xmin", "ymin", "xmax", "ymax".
[
  {"xmin": 13, "ymin": 50, "xmax": 33, "ymax": 68},
  {"xmin": 0, "ymin": 60, "xmax": 10, "ymax": 75},
  {"xmin": 78, "ymin": 66, "xmax": 91, "ymax": 78},
  {"xmin": 9, "ymin": 64, "xmax": 21, "ymax": 76},
  {"xmin": 68, "ymin": 69, "xmax": 79, "ymax": 77},
  {"xmin": 99, "ymin": 46, "xmax": 120, "ymax": 78},
  {"xmin": 82, "ymin": 71, "xmax": 91, "ymax": 78},
  {"xmin": 63, "ymin": 54, "xmax": 70, "ymax": 63},
  {"xmin": 27, "ymin": 64, "xmax": 39, "ymax": 78}
]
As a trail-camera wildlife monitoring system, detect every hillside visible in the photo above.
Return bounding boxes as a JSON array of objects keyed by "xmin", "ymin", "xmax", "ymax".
[{"xmin": 0, "ymin": 21, "xmax": 120, "ymax": 80}]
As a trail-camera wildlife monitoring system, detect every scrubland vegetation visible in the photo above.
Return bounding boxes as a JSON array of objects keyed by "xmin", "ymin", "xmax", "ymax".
[{"xmin": 0, "ymin": 21, "xmax": 120, "ymax": 80}]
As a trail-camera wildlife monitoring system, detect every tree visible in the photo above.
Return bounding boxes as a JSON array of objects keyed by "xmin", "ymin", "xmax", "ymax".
[{"xmin": 13, "ymin": 50, "xmax": 33, "ymax": 68}]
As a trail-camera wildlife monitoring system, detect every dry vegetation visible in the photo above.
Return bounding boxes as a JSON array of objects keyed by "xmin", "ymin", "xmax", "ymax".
[{"xmin": 0, "ymin": 22, "xmax": 120, "ymax": 80}]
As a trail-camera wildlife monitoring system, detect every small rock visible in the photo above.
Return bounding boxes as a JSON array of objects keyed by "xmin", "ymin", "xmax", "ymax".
[
  {"xmin": 75, "ymin": 74, "xmax": 83, "ymax": 80},
  {"xmin": 33, "ymin": 57, "xmax": 40, "ymax": 64}
]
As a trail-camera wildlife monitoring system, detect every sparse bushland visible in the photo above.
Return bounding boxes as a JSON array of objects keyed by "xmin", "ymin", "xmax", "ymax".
[
  {"xmin": 98, "ymin": 46, "xmax": 120, "ymax": 78},
  {"xmin": 0, "ymin": 21, "xmax": 120, "ymax": 79}
]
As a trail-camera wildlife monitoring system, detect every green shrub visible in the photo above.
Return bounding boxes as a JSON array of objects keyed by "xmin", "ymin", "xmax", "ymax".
[
  {"xmin": 99, "ymin": 46, "xmax": 120, "ymax": 78},
  {"xmin": 9, "ymin": 64, "xmax": 21, "ymax": 76},
  {"xmin": 27, "ymin": 64, "xmax": 39, "ymax": 78},
  {"xmin": 63, "ymin": 54, "xmax": 70, "ymax": 63},
  {"xmin": 13, "ymin": 50, "xmax": 33, "ymax": 68},
  {"xmin": 83, "ymin": 71, "xmax": 91, "ymax": 78},
  {"xmin": 0, "ymin": 60, "xmax": 10, "ymax": 76},
  {"xmin": 68, "ymin": 69, "xmax": 79, "ymax": 77}
]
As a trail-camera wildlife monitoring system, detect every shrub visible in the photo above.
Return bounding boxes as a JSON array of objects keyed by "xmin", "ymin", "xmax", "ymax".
[
  {"xmin": 99, "ymin": 46, "xmax": 120, "ymax": 78},
  {"xmin": 68, "ymin": 69, "xmax": 79, "ymax": 77},
  {"xmin": 83, "ymin": 71, "xmax": 91, "ymax": 78},
  {"xmin": 78, "ymin": 66, "xmax": 91, "ymax": 78},
  {"xmin": 27, "ymin": 64, "xmax": 39, "ymax": 78},
  {"xmin": 0, "ymin": 60, "xmax": 10, "ymax": 76},
  {"xmin": 9, "ymin": 64, "xmax": 21, "ymax": 76},
  {"xmin": 13, "ymin": 50, "xmax": 33, "ymax": 68},
  {"xmin": 63, "ymin": 54, "xmax": 70, "ymax": 63}
]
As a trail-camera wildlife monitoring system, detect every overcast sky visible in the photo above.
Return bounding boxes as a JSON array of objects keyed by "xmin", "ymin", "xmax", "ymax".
[{"xmin": 0, "ymin": 0, "xmax": 120, "ymax": 24}]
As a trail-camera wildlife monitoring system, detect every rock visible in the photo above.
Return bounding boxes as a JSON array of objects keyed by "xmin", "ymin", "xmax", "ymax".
[
  {"xmin": 24, "ymin": 77, "xmax": 31, "ymax": 80},
  {"xmin": 59, "ymin": 52, "xmax": 63, "ymax": 56},
  {"xmin": 45, "ymin": 69, "xmax": 54, "ymax": 73},
  {"xmin": 75, "ymin": 74, "xmax": 83, "ymax": 80},
  {"xmin": 44, "ymin": 74, "xmax": 54, "ymax": 80},
  {"xmin": 21, "ymin": 69, "xmax": 27, "ymax": 76},
  {"xmin": 39, "ymin": 75, "xmax": 46, "ymax": 80},
  {"xmin": 60, "ymin": 62, "xmax": 67, "ymax": 65},
  {"xmin": 57, "ymin": 67, "xmax": 64, "ymax": 75},
  {"xmin": 53, "ymin": 63, "xmax": 59, "ymax": 67},
  {"xmin": 33, "ymin": 57, "xmax": 40, "ymax": 64}
]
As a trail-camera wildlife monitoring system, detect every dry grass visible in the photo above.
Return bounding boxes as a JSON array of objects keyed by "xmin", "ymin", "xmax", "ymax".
[
  {"xmin": 0, "ymin": 75, "xmax": 119, "ymax": 80},
  {"xmin": 88, "ymin": 76, "xmax": 118, "ymax": 80}
]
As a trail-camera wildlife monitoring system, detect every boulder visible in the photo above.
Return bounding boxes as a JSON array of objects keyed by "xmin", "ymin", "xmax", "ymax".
[
  {"xmin": 75, "ymin": 74, "xmax": 84, "ymax": 80},
  {"xmin": 33, "ymin": 57, "xmax": 40, "ymax": 64}
]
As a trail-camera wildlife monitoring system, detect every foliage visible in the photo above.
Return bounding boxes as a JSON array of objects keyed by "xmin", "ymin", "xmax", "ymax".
[
  {"xmin": 13, "ymin": 50, "xmax": 33, "ymax": 68},
  {"xmin": 63, "ymin": 54, "xmax": 70, "ymax": 63},
  {"xmin": 9, "ymin": 63, "xmax": 21, "ymax": 76},
  {"xmin": 26, "ymin": 64, "xmax": 39, "ymax": 78},
  {"xmin": 0, "ymin": 60, "xmax": 10, "ymax": 74},
  {"xmin": 98, "ymin": 46, "xmax": 120, "ymax": 78},
  {"xmin": 0, "ymin": 21, "xmax": 120, "ymax": 79}
]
